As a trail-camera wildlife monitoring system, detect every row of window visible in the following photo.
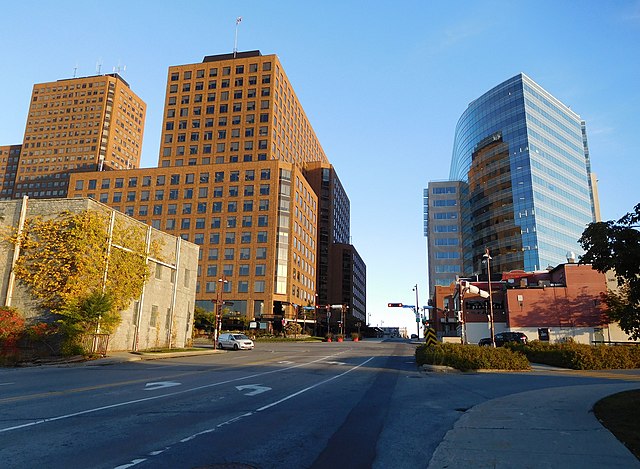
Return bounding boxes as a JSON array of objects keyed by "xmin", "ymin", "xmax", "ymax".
[
  {"xmin": 201, "ymin": 279, "xmax": 266, "ymax": 294},
  {"xmin": 165, "ymin": 100, "xmax": 269, "ymax": 117},
  {"xmin": 189, "ymin": 231, "xmax": 269, "ymax": 245},
  {"xmin": 170, "ymin": 62, "xmax": 271, "ymax": 82},
  {"xmin": 108, "ymin": 198, "xmax": 270, "ymax": 214},
  {"xmin": 162, "ymin": 141, "xmax": 268, "ymax": 157},
  {"xmin": 89, "ymin": 185, "xmax": 271, "ymax": 203},
  {"xmin": 165, "ymin": 113, "xmax": 269, "ymax": 131},
  {"xmin": 202, "ymin": 263, "xmax": 266, "ymax": 277},
  {"xmin": 169, "ymin": 75, "xmax": 271, "ymax": 94},
  {"xmin": 75, "ymin": 169, "xmax": 271, "ymax": 190}
]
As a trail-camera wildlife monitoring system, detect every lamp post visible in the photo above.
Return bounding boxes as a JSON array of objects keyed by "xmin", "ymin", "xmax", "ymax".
[
  {"xmin": 213, "ymin": 276, "xmax": 228, "ymax": 350},
  {"xmin": 483, "ymin": 248, "xmax": 496, "ymax": 347},
  {"xmin": 413, "ymin": 284, "xmax": 420, "ymax": 338}
]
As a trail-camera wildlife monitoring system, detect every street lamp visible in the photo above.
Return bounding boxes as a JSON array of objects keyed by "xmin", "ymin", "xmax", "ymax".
[
  {"xmin": 213, "ymin": 276, "xmax": 228, "ymax": 350},
  {"xmin": 413, "ymin": 285, "xmax": 420, "ymax": 338},
  {"xmin": 483, "ymin": 248, "xmax": 496, "ymax": 347}
]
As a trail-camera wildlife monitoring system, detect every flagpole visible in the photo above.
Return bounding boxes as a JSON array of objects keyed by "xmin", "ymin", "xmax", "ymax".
[{"xmin": 234, "ymin": 17, "xmax": 242, "ymax": 58}]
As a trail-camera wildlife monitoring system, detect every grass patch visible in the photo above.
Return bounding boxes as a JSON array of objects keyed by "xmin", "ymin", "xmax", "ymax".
[
  {"xmin": 141, "ymin": 347, "xmax": 204, "ymax": 353},
  {"xmin": 594, "ymin": 389, "xmax": 640, "ymax": 460}
]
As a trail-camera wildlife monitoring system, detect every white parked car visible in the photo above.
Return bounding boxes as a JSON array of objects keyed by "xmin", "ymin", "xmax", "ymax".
[{"xmin": 218, "ymin": 333, "xmax": 254, "ymax": 350}]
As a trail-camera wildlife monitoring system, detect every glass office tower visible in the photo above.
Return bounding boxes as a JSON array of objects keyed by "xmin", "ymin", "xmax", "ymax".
[{"xmin": 450, "ymin": 73, "xmax": 596, "ymax": 275}]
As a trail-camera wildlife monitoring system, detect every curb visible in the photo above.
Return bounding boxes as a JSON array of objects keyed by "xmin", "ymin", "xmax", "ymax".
[{"xmin": 421, "ymin": 364, "xmax": 459, "ymax": 373}]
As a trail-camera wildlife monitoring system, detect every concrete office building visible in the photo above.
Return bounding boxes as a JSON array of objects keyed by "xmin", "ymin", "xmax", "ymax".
[
  {"xmin": 14, "ymin": 73, "xmax": 145, "ymax": 199},
  {"xmin": 0, "ymin": 197, "xmax": 198, "ymax": 352},
  {"xmin": 424, "ymin": 180, "xmax": 464, "ymax": 297},
  {"xmin": 449, "ymin": 73, "xmax": 598, "ymax": 276}
]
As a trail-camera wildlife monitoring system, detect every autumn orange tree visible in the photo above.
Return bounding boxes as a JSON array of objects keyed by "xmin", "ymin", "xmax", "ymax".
[{"xmin": 7, "ymin": 210, "xmax": 157, "ymax": 335}]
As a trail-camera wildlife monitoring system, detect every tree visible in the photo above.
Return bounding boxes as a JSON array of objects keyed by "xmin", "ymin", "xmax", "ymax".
[
  {"xmin": 579, "ymin": 203, "xmax": 640, "ymax": 339},
  {"xmin": 194, "ymin": 305, "xmax": 216, "ymax": 335}
]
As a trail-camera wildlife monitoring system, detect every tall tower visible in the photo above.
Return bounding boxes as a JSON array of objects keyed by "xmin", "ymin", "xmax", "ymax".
[
  {"xmin": 15, "ymin": 73, "xmax": 145, "ymax": 199},
  {"xmin": 69, "ymin": 51, "xmax": 345, "ymax": 328},
  {"xmin": 449, "ymin": 73, "xmax": 597, "ymax": 275}
]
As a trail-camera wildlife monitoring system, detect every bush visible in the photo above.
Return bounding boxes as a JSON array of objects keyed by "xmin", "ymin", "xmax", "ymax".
[
  {"xmin": 507, "ymin": 340, "xmax": 640, "ymax": 369},
  {"xmin": 415, "ymin": 343, "xmax": 530, "ymax": 371}
]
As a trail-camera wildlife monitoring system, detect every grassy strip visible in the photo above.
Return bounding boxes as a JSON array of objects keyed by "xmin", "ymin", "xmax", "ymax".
[
  {"xmin": 594, "ymin": 390, "xmax": 640, "ymax": 460},
  {"xmin": 415, "ymin": 343, "xmax": 530, "ymax": 371}
]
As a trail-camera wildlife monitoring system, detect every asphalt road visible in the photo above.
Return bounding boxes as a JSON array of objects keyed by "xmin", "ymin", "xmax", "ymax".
[{"xmin": 1, "ymin": 339, "xmax": 638, "ymax": 468}]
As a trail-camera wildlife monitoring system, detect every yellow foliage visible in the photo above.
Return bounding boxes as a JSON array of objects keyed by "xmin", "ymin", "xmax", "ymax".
[{"xmin": 4, "ymin": 210, "xmax": 153, "ymax": 322}]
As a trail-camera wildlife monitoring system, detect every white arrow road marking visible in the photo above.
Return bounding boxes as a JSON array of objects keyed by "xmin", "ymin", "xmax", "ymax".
[
  {"xmin": 235, "ymin": 384, "xmax": 272, "ymax": 396},
  {"xmin": 144, "ymin": 381, "xmax": 181, "ymax": 391}
]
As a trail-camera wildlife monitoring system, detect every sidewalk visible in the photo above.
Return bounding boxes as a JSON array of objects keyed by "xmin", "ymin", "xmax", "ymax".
[
  {"xmin": 428, "ymin": 382, "xmax": 640, "ymax": 468},
  {"xmin": 85, "ymin": 347, "xmax": 220, "ymax": 366}
]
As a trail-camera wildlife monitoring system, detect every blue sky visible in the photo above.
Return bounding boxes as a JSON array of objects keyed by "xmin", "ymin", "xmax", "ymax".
[{"xmin": 1, "ymin": 1, "xmax": 639, "ymax": 332}]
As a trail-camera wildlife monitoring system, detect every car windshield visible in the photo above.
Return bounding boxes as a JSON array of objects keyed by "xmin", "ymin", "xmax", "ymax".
[{"xmin": 233, "ymin": 334, "xmax": 249, "ymax": 340}]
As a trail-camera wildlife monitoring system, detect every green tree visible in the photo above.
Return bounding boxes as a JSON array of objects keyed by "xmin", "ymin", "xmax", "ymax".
[
  {"xmin": 194, "ymin": 305, "xmax": 216, "ymax": 334},
  {"xmin": 58, "ymin": 290, "xmax": 116, "ymax": 335},
  {"xmin": 579, "ymin": 203, "xmax": 640, "ymax": 339}
]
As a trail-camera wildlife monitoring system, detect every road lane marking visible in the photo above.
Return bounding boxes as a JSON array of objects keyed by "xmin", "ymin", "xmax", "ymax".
[
  {"xmin": 0, "ymin": 353, "xmax": 344, "ymax": 434},
  {"xmin": 144, "ymin": 381, "xmax": 181, "ymax": 391},
  {"xmin": 257, "ymin": 356, "xmax": 375, "ymax": 411},
  {"xmin": 114, "ymin": 356, "xmax": 376, "ymax": 468},
  {"xmin": 0, "ymin": 353, "xmax": 326, "ymax": 404},
  {"xmin": 235, "ymin": 384, "xmax": 271, "ymax": 396}
]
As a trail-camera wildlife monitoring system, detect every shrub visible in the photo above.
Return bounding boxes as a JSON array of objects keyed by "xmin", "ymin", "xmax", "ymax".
[
  {"xmin": 0, "ymin": 307, "xmax": 25, "ymax": 340},
  {"xmin": 415, "ymin": 343, "xmax": 530, "ymax": 371},
  {"xmin": 507, "ymin": 341, "xmax": 640, "ymax": 370}
]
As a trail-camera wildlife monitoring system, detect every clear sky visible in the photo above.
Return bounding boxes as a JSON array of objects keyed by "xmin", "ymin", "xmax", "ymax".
[{"xmin": 1, "ymin": 1, "xmax": 639, "ymax": 333}]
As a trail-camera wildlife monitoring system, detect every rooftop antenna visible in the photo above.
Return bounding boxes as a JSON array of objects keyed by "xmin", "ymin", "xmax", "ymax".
[
  {"xmin": 73, "ymin": 63, "xmax": 78, "ymax": 78},
  {"xmin": 96, "ymin": 58, "xmax": 103, "ymax": 75},
  {"xmin": 233, "ymin": 16, "xmax": 242, "ymax": 58},
  {"xmin": 113, "ymin": 61, "xmax": 127, "ymax": 75}
]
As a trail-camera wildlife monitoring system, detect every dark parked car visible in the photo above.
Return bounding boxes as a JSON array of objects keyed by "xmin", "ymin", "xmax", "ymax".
[{"xmin": 478, "ymin": 331, "xmax": 528, "ymax": 347}]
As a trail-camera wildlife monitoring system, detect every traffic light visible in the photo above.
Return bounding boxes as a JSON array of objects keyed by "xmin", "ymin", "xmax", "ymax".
[{"xmin": 387, "ymin": 303, "xmax": 403, "ymax": 308}]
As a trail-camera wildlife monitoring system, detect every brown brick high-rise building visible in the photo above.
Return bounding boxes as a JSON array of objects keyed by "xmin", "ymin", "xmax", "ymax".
[
  {"xmin": 15, "ymin": 73, "xmax": 145, "ymax": 199},
  {"xmin": 70, "ymin": 51, "xmax": 328, "ymax": 329}
]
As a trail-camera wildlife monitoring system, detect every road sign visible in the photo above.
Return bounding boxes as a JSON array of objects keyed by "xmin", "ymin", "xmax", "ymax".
[{"xmin": 425, "ymin": 328, "xmax": 437, "ymax": 346}]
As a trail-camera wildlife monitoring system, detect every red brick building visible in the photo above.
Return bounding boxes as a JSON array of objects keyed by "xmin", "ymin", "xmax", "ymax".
[{"xmin": 431, "ymin": 263, "xmax": 631, "ymax": 345}]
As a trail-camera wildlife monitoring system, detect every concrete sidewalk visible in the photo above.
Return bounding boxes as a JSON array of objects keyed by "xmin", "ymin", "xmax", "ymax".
[
  {"xmin": 428, "ymin": 382, "xmax": 640, "ymax": 468},
  {"xmin": 84, "ymin": 347, "xmax": 221, "ymax": 365}
]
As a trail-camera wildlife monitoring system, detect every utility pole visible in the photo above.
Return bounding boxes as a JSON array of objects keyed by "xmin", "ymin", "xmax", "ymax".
[{"xmin": 483, "ymin": 248, "xmax": 496, "ymax": 347}]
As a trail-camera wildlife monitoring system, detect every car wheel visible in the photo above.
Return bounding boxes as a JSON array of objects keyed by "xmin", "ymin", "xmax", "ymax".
[
  {"xmin": 217, "ymin": 343, "xmax": 223, "ymax": 349},
  {"xmin": 233, "ymin": 343, "xmax": 239, "ymax": 350}
]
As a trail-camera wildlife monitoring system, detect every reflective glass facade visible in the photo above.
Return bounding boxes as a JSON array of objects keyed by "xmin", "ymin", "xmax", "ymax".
[{"xmin": 450, "ymin": 73, "xmax": 596, "ymax": 274}]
